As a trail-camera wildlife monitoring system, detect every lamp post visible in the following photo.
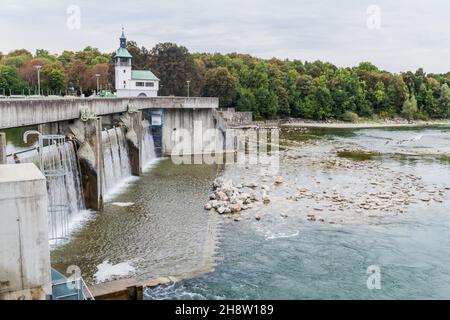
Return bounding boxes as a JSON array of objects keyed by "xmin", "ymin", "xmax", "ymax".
[
  {"xmin": 186, "ymin": 80, "xmax": 191, "ymax": 98},
  {"xmin": 95, "ymin": 74, "xmax": 100, "ymax": 95},
  {"xmin": 35, "ymin": 65, "xmax": 42, "ymax": 95}
]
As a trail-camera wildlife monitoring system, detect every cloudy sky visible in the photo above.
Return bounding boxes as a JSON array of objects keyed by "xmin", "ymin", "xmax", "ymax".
[{"xmin": 1, "ymin": 0, "xmax": 450, "ymax": 73}]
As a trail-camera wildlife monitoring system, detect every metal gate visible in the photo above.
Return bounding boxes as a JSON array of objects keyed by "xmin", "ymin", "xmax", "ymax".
[
  {"xmin": 23, "ymin": 131, "xmax": 71, "ymax": 243},
  {"xmin": 145, "ymin": 109, "xmax": 163, "ymax": 157}
]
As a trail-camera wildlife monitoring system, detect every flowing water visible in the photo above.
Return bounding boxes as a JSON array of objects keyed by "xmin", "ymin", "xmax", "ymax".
[
  {"xmin": 142, "ymin": 126, "xmax": 450, "ymax": 300},
  {"xmin": 4, "ymin": 125, "xmax": 450, "ymax": 298},
  {"xmin": 50, "ymin": 160, "xmax": 220, "ymax": 284},
  {"xmin": 102, "ymin": 127, "xmax": 133, "ymax": 196},
  {"xmin": 4, "ymin": 134, "xmax": 87, "ymax": 243}
]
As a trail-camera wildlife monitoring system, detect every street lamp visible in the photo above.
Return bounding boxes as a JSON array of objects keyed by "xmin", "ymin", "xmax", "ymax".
[
  {"xmin": 35, "ymin": 65, "xmax": 42, "ymax": 95},
  {"xmin": 186, "ymin": 80, "xmax": 191, "ymax": 98},
  {"xmin": 95, "ymin": 74, "xmax": 100, "ymax": 95}
]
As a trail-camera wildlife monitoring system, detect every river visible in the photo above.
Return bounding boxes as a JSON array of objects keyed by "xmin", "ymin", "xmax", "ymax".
[{"xmin": 4, "ymin": 125, "xmax": 450, "ymax": 299}]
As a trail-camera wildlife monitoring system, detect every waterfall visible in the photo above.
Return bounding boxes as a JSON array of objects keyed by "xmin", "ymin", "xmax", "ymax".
[
  {"xmin": 102, "ymin": 127, "xmax": 132, "ymax": 195},
  {"xmin": 142, "ymin": 128, "xmax": 157, "ymax": 167},
  {"xmin": 8, "ymin": 141, "xmax": 86, "ymax": 242}
]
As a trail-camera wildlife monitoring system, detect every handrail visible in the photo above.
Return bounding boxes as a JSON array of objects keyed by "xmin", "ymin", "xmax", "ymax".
[{"xmin": 81, "ymin": 277, "xmax": 95, "ymax": 300}]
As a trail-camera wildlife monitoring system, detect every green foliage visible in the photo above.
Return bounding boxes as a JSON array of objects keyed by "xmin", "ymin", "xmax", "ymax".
[
  {"xmin": 44, "ymin": 67, "xmax": 66, "ymax": 93},
  {"xmin": 203, "ymin": 67, "xmax": 237, "ymax": 107},
  {"xmin": 402, "ymin": 93, "xmax": 418, "ymax": 121},
  {"xmin": 340, "ymin": 111, "xmax": 359, "ymax": 122},
  {"xmin": 148, "ymin": 42, "xmax": 201, "ymax": 96},
  {"xmin": 439, "ymin": 84, "xmax": 450, "ymax": 118},
  {"xmin": 0, "ymin": 64, "xmax": 25, "ymax": 94},
  {"xmin": 2, "ymin": 40, "xmax": 450, "ymax": 119}
]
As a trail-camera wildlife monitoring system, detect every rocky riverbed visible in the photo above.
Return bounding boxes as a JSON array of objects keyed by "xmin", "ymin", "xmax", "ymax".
[{"xmin": 205, "ymin": 128, "xmax": 450, "ymax": 225}]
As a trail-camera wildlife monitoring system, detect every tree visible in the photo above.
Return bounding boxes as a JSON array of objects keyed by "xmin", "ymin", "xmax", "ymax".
[
  {"xmin": 45, "ymin": 67, "xmax": 66, "ymax": 93},
  {"xmin": 149, "ymin": 43, "xmax": 200, "ymax": 96},
  {"xmin": 19, "ymin": 58, "xmax": 51, "ymax": 89},
  {"xmin": 66, "ymin": 60, "xmax": 90, "ymax": 92},
  {"xmin": 203, "ymin": 67, "xmax": 237, "ymax": 107},
  {"xmin": 0, "ymin": 65, "xmax": 25, "ymax": 94},
  {"xmin": 439, "ymin": 83, "xmax": 450, "ymax": 118},
  {"xmin": 90, "ymin": 63, "xmax": 110, "ymax": 90},
  {"xmin": 402, "ymin": 93, "xmax": 418, "ymax": 121}
]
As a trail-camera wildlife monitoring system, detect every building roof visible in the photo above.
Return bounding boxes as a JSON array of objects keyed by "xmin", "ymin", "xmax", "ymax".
[
  {"xmin": 115, "ymin": 47, "xmax": 133, "ymax": 58},
  {"xmin": 131, "ymin": 70, "xmax": 159, "ymax": 81}
]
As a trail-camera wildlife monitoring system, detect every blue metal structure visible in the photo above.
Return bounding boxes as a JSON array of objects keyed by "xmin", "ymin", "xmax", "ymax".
[
  {"xmin": 145, "ymin": 109, "xmax": 163, "ymax": 157},
  {"xmin": 50, "ymin": 268, "xmax": 94, "ymax": 300}
]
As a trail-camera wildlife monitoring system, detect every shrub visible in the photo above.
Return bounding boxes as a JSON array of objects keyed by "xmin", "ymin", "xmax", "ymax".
[{"xmin": 340, "ymin": 111, "xmax": 359, "ymax": 122}]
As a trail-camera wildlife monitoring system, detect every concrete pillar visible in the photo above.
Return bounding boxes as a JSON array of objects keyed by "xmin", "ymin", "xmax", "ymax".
[
  {"xmin": 77, "ymin": 118, "xmax": 104, "ymax": 210},
  {"xmin": 0, "ymin": 132, "xmax": 6, "ymax": 164},
  {"xmin": 128, "ymin": 111, "xmax": 143, "ymax": 176},
  {"xmin": 0, "ymin": 163, "xmax": 51, "ymax": 300}
]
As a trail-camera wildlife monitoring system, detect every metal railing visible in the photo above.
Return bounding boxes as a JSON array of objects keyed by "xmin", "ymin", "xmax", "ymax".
[{"xmin": 51, "ymin": 268, "xmax": 94, "ymax": 300}]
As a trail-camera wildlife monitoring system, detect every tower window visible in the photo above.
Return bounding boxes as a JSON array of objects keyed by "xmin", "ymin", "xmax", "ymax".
[
  {"xmin": 145, "ymin": 82, "xmax": 154, "ymax": 87},
  {"xmin": 123, "ymin": 70, "xmax": 126, "ymax": 73}
]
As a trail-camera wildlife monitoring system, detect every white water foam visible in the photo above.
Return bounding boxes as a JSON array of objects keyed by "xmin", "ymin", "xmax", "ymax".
[
  {"xmin": 94, "ymin": 260, "xmax": 136, "ymax": 284},
  {"xmin": 111, "ymin": 202, "xmax": 135, "ymax": 207}
]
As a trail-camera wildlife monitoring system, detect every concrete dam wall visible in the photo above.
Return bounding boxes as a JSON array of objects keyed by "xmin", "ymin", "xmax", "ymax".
[{"xmin": 0, "ymin": 97, "xmax": 234, "ymax": 223}]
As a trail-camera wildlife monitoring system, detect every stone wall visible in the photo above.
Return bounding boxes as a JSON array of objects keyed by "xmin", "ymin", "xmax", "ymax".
[{"xmin": 219, "ymin": 108, "xmax": 253, "ymax": 126}]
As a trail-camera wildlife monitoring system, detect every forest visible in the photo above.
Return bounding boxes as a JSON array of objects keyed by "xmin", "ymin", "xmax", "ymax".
[{"xmin": 1, "ymin": 41, "xmax": 450, "ymax": 121}]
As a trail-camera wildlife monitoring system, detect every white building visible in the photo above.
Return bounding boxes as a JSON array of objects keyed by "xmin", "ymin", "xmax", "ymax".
[{"xmin": 115, "ymin": 29, "xmax": 159, "ymax": 97}]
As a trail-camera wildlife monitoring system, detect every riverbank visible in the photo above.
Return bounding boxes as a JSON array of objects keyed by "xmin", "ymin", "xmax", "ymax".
[{"xmin": 235, "ymin": 119, "xmax": 450, "ymax": 129}]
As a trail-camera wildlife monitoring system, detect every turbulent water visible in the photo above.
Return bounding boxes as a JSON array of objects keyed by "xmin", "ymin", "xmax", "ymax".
[
  {"xmin": 51, "ymin": 160, "xmax": 219, "ymax": 284},
  {"xmin": 102, "ymin": 127, "xmax": 133, "ymax": 196},
  {"xmin": 6, "ymin": 139, "xmax": 87, "ymax": 242}
]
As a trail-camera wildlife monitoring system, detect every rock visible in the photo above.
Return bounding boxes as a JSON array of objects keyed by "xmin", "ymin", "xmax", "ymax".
[
  {"xmin": 209, "ymin": 193, "xmax": 216, "ymax": 200},
  {"xmin": 254, "ymin": 214, "xmax": 261, "ymax": 221},
  {"xmin": 261, "ymin": 184, "xmax": 270, "ymax": 191},
  {"xmin": 245, "ymin": 182, "xmax": 258, "ymax": 188},
  {"xmin": 216, "ymin": 191, "xmax": 229, "ymax": 201},
  {"xmin": 280, "ymin": 213, "xmax": 288, "ymax": 218},
  {"xmin": 210, "ymin": 200, "xmax": 221, "ymax": 209},
  {"xmin": 204, "ymin": 203, "xmax": 212, "ymax": 210},
  {"xmin": 274, "ymin": 177, "xmax": 283, "ymax": 185},
  {"xmin": 217, "ymin": 206, "xmax": 226, "ymax": 214},
  {"xmin": 230, "ymin": 202, "xmax": 242, "ymax": 213},
  {"xmin": 232, "ymin": 214, "xmax": 242, "ymax": 221}
]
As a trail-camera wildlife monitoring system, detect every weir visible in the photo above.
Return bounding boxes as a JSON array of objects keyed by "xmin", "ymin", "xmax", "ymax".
[
  {"xmin": 0, "ymin": 96, "xmax": 229, "ymax": 211},
  {"xmin": 0, "ymin": 96, "xmax": 237, "ymax": 299}
]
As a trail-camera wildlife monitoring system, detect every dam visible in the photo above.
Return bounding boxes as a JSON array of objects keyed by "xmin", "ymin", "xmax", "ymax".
[{"xmin": 0, "ymin": 96, "xmax": 239, "ymax": 299}]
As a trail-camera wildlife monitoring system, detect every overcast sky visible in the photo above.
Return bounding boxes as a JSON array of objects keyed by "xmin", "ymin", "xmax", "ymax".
[{"xmin": 1, "ymin": 0, "xmax": 450, "ymax": 73}]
